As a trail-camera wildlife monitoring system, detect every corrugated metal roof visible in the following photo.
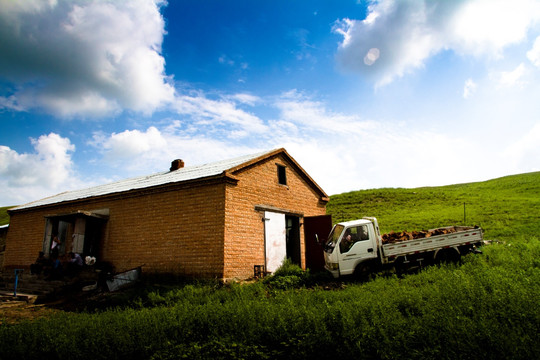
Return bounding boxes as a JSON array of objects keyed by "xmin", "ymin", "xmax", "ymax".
[{"xmin": 11, "ymin": 149, "xmax": 276, "ymax": 211}]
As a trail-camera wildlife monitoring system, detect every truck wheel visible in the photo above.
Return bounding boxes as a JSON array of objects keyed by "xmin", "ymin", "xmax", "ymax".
[
  {"xmin": 435, "ymin": 248, "xmax": 461, "ymax": 264},
  {"xmin": 353, "ymin": 263, "xmax": 372, "ymax": 281},
  {"xmin": 393, "ymin": 257, "xmax": 406, "ymax": 276}
]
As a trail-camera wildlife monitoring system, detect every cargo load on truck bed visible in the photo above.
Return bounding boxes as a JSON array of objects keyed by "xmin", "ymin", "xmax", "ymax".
[{"xmin": 382, "ymin": 226, "xmax": 462, "ymax": 244}]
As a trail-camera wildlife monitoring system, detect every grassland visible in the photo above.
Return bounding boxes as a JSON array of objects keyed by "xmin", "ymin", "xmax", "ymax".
[
  {"xmin": 0, "ymin": 172, "xmax": 539, "ymax": 360},
  {"xmin": 328, "ymin": 171, "xmax": 540, "ymax": 239}
]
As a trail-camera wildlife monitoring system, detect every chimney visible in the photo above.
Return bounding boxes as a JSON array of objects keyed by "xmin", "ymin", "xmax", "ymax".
[{"xmin": 170, "ymin": 159, "xmax": 185, "ymax": 171}]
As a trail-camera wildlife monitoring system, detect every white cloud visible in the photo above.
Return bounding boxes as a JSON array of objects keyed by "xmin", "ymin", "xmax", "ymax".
[
  {"xmin": 0, "ymin": 0, "xmax": 174, "ymax": 118},
  {"xmin": 172, "ymin": 93, "xmax": 268, "ymax": 135},
  {"xmin": 276, "ymin": 122, "xmax": 510, "ymax": 195},
  {"xmin": 0, "ymin": 128, "xmax": 253, "ymax": 205},
  {"xmin": 274, "ymin": 90, "xmax": 376, "ymax": 134},
  {"xmin": 228, "ymin": 93, "xmax": 261, "ymax": 106},
  {"xmin": 527, "ymin": 36, "xmax": 540, "ymax": 67},
  {"xmin": 95, "ymin": 127, "xmax": 168, "ymax": 168},
  {"xmin": 496, "ymin": 63, "xmax": 527, "ymax": 88},
  {"xmin": 89, "ymin": 124, "xmax": 261, "ymax": 175},
  {"xmin": 463, "ymin": 78, "xmax": 477, "ymax": 99},
  {"xmin": 334, "ymin": 0, "xmax": 540, "ymax": 86},
  {"xmin": 451, "ymin": 0, "xmax": 540, "ymax": 56},
  {"xmin": 503, "ymin": 123, "xmax": 540, "ymax": 173},
  {"xmin": 0, "ymin": 133, "xmax": 84, "ymax": 205},
  {"xmin": 218, "ymin": 55, "xmax": 235, "ymax": 66},
  {"xmin": 263, "ymin": 91, "xmax": 532, "ymax": 194},
  {"xmin": 334, "ymin": 0, "xmax": 444, "ymax": 86}
]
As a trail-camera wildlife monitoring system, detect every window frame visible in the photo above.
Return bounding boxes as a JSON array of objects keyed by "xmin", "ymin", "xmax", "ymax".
[{"xmin": 277, "ymin": 164, "xmax": 287, "ymax": 186}]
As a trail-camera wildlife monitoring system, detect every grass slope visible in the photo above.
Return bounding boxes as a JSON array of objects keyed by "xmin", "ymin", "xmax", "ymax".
[
  {"xmin": 328, "ymin": 171, "xmax": 540, "ymax": 240},
  {"xmin": 0, "ymin": 172, "xmax": 539, "ymax": 360}
]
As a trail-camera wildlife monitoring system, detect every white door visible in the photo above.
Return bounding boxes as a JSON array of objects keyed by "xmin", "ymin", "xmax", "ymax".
[{"xmin": 264, "ymin": 211, "xmax": 287, "ymax": 273}]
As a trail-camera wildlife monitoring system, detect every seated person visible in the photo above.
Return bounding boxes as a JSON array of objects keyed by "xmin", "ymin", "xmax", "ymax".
[
  {"xmin": 30, "ymin": 251, "xmax": 51, "ymax": 275},
  {"xmin": 340, "ymin": 230, "xmax": 354, "ymax": 253},
  {"xmin": 47, "ymin": 253, "xmax": 63, "ymax": 280},
  {"xmin": 66, "ymin": 252, "xmax": 84, "ymax": 276}
]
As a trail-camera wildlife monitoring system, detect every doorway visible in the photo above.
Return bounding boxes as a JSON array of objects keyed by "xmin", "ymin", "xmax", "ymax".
[
  {"xmin": 285, "ymin": 215, "xmax": 301, "ymax": 266},
  {"xmin": 43, "ymin": 212, "xmax": 107, "ymax": 259},
  {"xmin": 263, "ymin": 211, "xmax": 301, "ymax": 273}
]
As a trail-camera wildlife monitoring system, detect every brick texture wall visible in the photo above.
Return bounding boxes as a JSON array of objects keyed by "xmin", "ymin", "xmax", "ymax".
[
  {"xmin": 4, "ymin": 181, "xmax": 227, "ymax": 278},
  {"xmin": 223, "ymin": 154, "xmax": 326, "ymax": 279}
]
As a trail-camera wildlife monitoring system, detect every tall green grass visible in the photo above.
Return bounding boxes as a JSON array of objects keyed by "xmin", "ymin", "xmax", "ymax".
[
  {"xmin": 0, "ymin": 172, "xmax": 539, "ymax": 359},
  {"xmin": 1, "ymin": 242, "xmax": 538, "ymax": 360}
]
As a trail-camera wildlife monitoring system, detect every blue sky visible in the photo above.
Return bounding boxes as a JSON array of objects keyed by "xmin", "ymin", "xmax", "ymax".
[{"xmin": 1, "ymin": 0, "xmax": 540, "ymax": 207}]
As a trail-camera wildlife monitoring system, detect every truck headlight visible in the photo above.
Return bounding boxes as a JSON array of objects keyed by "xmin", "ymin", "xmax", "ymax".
[{"xmin": 327, "ymin": 262, "xmax": 339, "ymax": 271}]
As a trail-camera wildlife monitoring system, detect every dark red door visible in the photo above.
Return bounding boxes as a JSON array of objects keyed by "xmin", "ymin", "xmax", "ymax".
[{"xmin": 304, "ymin": 215, "xmax": 332, "ymax": 272}]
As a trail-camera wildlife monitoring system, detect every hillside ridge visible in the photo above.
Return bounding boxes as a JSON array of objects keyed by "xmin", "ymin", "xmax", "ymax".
[{"xmin": 327, "ymin": 171, "xmax": 540, "ymax": 235}]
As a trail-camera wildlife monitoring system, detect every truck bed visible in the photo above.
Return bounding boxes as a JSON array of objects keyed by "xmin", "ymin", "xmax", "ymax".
[{"xmin": 382, "ymin": 226, "xmax": 483, "ymax": 258}]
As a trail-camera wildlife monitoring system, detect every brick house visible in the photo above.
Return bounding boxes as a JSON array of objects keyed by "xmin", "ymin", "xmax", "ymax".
[{"xmin": 2, "ymin": 148, "xmax": 329, "ymax": 280}]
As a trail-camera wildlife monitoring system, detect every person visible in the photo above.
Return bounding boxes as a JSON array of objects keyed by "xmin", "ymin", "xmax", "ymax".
[
  {"xmin": 51, "ymin": 234, "xmax": 61, "ymax": 258},
  {"xmin": 67, "ymin": 252, "xmax": 83, "ymax": 276},
  {"xmin": 340, "ymin": 230, "xmax": 354, "ymax": 253},
  {"xmin": 30, "ymin": 251, "xmax": 50, "ymax": 275},
  {"xmin": 47, "ymin": 253, "xmax": 63, "ymax": 280}
]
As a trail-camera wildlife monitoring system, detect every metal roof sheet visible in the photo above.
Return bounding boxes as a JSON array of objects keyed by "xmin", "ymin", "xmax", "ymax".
[{"xmin": 11, "ymin": 149, "xmax": 275, "ymax": 211}]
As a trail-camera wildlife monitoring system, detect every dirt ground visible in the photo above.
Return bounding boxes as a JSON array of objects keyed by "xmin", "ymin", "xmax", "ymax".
[
  {"xmin": 0, "ymin": 289, "xmax": 109, "ymax": 325},
  {"xmin": 0, "ymin": 284, "xmax": 142, "ymax": 325},
  {"xmin": 0, "ymin": 301, "xmax": 61, "ymax": 324}
]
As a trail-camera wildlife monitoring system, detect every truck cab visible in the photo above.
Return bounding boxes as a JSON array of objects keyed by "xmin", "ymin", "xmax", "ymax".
[{"xmin": 323, "ymin": 218, "xmax": 380, "ymax": 278}]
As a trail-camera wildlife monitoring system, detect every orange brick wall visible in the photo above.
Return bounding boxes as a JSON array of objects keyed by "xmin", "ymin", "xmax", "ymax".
[
  {"xmin": 3, "ymin": 207, "xmax": 47, "ymax": 269},
  {"xmin": 223, "ymin": 154, "xmax": 326, "ymax": 279},
  {"xmin": 4, "ymin": 181, "xmax": 227, "ymax": 277},
  {"xmin": 100, "ymin": 182, "xmax": 227, "ymax": 277}
]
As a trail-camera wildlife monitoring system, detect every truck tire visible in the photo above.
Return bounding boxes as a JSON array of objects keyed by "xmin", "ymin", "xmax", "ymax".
[
  {"xmin": 434, "ymin": 247, "xmax": 461, "ymax": 264},
  {"xmin": 353, "ymin": 262, "xmax": 374, "ymax": 281}
]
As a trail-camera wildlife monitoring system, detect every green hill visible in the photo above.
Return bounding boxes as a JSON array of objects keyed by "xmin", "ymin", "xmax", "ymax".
[{"xmin": 327, "ymin": 171, "xmax": 540, "ymax": 241}]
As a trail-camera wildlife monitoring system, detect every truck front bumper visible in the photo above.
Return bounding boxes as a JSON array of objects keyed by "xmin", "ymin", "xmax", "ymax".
[{"xmin": 325, "ymin": 262, "xmax": 340, "ymax": 278}]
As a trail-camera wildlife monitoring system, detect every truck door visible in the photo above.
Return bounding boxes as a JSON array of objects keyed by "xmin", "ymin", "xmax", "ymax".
[{"xmin": 338, "ymin": 224, "xmax": 377, "ymax": 276}]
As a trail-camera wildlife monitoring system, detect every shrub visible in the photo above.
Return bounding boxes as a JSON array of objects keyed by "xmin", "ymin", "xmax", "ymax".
[{"xmin": 262, "ymin": 259, "xmax": 310, "ymax": 289}]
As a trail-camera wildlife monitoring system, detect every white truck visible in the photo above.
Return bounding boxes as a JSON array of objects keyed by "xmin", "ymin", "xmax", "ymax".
[{"xmin": 323, "ymin": 217, "xmax": 483, "ymax": 278}]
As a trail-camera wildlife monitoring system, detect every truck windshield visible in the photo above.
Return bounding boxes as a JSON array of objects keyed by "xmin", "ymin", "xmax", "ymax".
[{"xmin": 324, "ymin": 225, "xmax": 344, "ymax": 253}]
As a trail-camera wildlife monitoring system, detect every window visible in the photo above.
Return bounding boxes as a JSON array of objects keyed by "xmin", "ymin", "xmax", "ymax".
[
  {"xmin": 324, "ymin": 224, "xmax": 344, "ymax": 253},
  {"xmin": 340, "ymin": 225, "xmax": 370, "ymax": 253},
  {"xmin": 277, "ymin": 164, "xmax": 287, "ymax": 185}
]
